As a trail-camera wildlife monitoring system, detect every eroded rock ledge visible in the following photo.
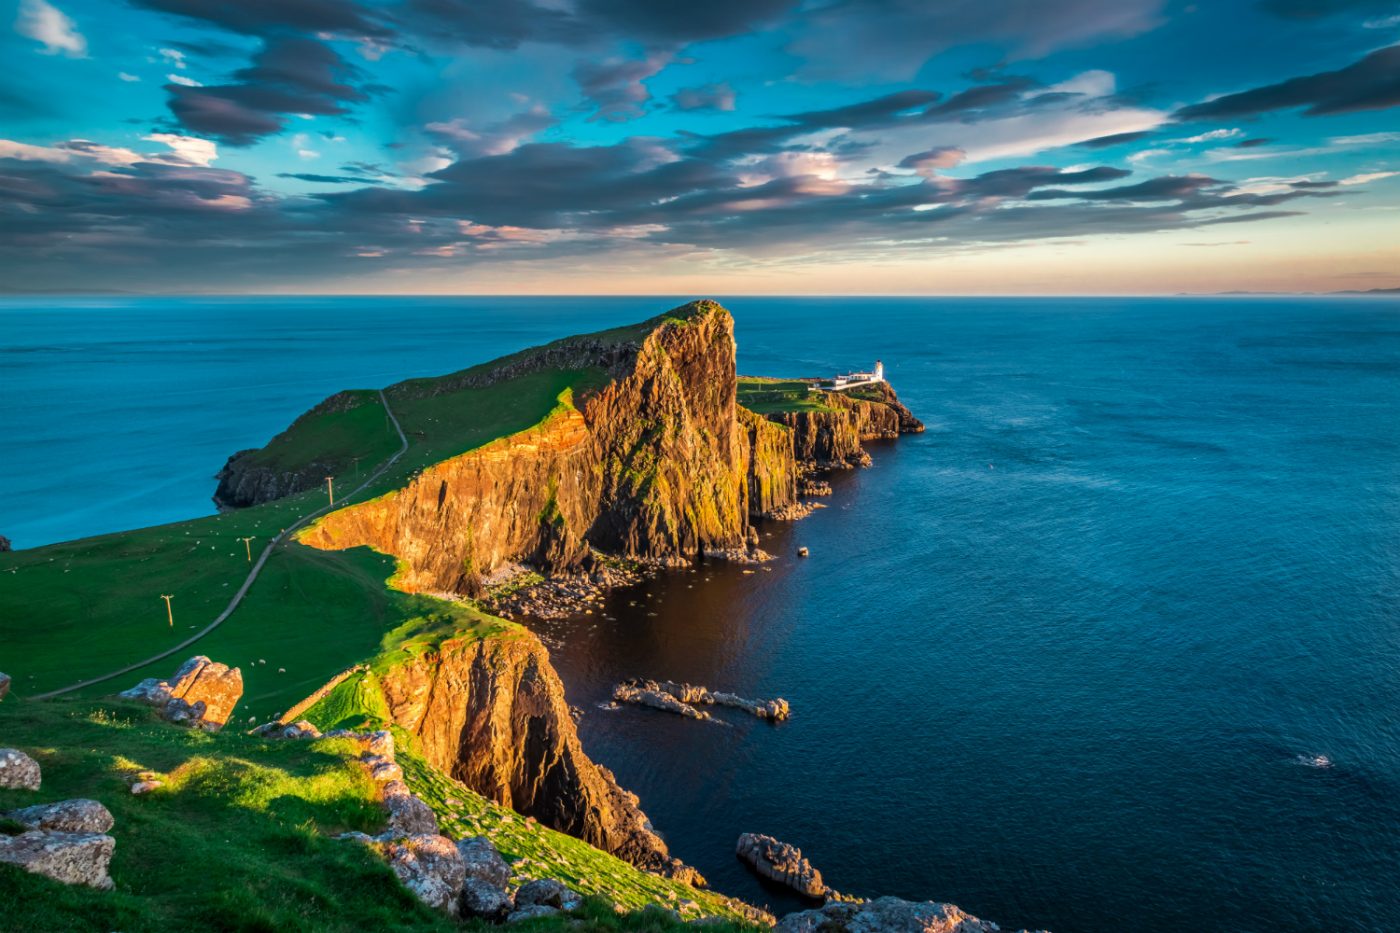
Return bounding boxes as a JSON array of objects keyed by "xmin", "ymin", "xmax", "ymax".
[{"xmin": 613, "ymin": 679, "xmax": 791, "ymax": 722}]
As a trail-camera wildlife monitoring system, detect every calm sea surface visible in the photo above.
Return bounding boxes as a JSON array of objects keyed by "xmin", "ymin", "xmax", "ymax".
[{"xmin": 3, "ymin": 296, "xmax": 1399, "ymax": 931}]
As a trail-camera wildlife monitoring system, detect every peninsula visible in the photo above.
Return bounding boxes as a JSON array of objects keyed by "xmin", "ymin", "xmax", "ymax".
[{"xmin": 0, "ymin": 301, "xmax": 1039, "ymax": 932}]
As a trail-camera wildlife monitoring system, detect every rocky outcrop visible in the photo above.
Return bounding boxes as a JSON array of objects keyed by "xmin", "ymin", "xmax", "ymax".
[
  {"xmin": 385, "ymin": 833, "xmax": 467, "ymax": 915},
  {"xmin": 770, "ymin": 383, "xmax": 924, "ymax": 471},
  {"xmin": 298, "ymin": 302, "xmax": 773, "ymax": 595},
  {"xmin": 377, "ymin": 632, "xmax": 702, "ymax": 885},
  {"xmin": 120, "ymin": 656, "xmax": 243, "ymax": 731},
  {"xmin": 776, "ymin": 897, "xmax": 1045, "ymax": 933},
  {"xmin": 5, "ymin": 799, "xmax": 113, "ymax": 835},
  {"xmin": 0, "ymin": 829, "xmax": 116, "ymax": 890},
  {"xmin": 0, "ymin": 748, "xmax": 41, "ymax": 790},
  {"xmin": 614, "ymin": 679, "xmax": 790, "ymax": 722},
  {"xmin": 736, "ymin": 833, "xmax": 825, "ymax": 898}
]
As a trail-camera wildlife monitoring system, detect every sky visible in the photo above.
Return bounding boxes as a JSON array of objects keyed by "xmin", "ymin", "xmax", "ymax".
[{"xmin": 2, "ymin": 0, "xmax": 1398, "ymax": 295}]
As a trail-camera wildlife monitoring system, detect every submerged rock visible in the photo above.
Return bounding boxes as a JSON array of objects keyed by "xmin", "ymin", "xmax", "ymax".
[
  {"xmin": 0, "ymin": 829, "xmax": 115, "ymax": 890},
  {"xmin": 5, "ymin": 799, "xmax": 113, "ymax": 834},
  {"xmin": 120, "ymin": 656, "xmax": 243, "ymax": 731},
  {"xmin": 0, "ymin": 748, "xmax": 41, "ymax": 790},
  {"xmin": 736, "ymin": 833, "xmax": 825, "ymax": 898},
  {"xmin": 776, "ymin": 896, "xmax": 1044, "ymax": 933}
]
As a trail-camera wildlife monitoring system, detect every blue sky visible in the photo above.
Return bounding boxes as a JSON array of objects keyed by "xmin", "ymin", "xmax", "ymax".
[{"xmin": 2, "ymin": 0, "xmax": 1398, "ymax": 293}]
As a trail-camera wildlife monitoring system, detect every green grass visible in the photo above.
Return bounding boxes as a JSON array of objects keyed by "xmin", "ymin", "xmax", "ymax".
[
  {"xmin": 234, "ymin": 389, "xmax": 401, "ymax": 477},
  {"xmin": 736, "ymin": 377, "xmax": 837, "ymax": 414},
  {"xmin": 0, "ymin": 699, "xmax": 760, "ymax": 933}
]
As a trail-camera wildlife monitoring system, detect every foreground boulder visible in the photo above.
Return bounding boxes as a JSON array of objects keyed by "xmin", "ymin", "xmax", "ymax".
[
  {"xmin": 0, "ymin": 829, "xmax": 115, "ymax": 890},
  {"xmin": 460, "ymin": 876, "xmax": 513, "ymax": 922},
  {"xmin": 736, "ymin": 833, "xmax": 825, "ymax": 898},
  {"xmin": 777, "ymin": 896, "xmax": 1045, "ymax": 933},
  {"xmin": 5, "ymin": 799, "xmax": 113, "ymax": 834},
  {"xmin": 120, "ymin": 656, "xmax": 242, "ymax": 731},
  {"xmin": 0, "ymin": 748, "xmax": 41, "ymax": 790},
  {"xmin": 384, "ymin": 833, "xmax": 467, "ymax": 916},
  {"xmin": 515, "ymin": 878, "xmax": 583, "ymax": 911},
  {"xmin": 458, "ymin": 836, "xmax": 511, "ymax": 889}
]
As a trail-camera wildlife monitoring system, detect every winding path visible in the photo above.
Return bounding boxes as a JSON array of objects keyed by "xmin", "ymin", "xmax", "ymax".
[{"xmin": 31, "ymin": 389, "xmax": 409, "ymax": 701}]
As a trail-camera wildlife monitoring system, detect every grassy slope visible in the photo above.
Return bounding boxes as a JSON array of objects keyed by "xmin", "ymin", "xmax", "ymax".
[
  {"xmin": 233, "ymin": 388, "xmax": 401, "ymax": 476},
  {"xmin": 0, "ymin": 698, "xmax": 757, "ymax": 933},
  {"xmin": 736, "ymin": 377, "xmax": 837, "ymax": 414}
]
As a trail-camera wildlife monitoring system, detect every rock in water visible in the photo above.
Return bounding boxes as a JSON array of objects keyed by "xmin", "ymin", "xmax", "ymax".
[
  {"xmin": 615, "ymin": 678, "xmax": 790, "ymax": 722},
  {"xmin": 0, "ymin": 830, "xmax": 115, "ymax": 890},
  {"xmin": 119, "ymin": 656, "xmax": 243, "ymax": 731},
  {"xmin": 0, "ymin": 748, "xmax": 41, "ymax": 790},
  {"xmin": 457, "ymin": 836, "xmax": 511, "ymax": 889},
  {"xmin": 5, "ymin": 799, "xmax": 113, "ymax": 834},
  {"xmin": 735, "ymin": 833, "xmax": 825, "ymax": 898},
  {"xmin": 776, "ymin": 896, "xmax": 1045, "ymax": 933},
  {"xmin": 611, "ymin": 681, "xmax": 712, "ymax": 720},
  {"xmin": 384, "ymin": 833, "xmax": 466, "ymax": 916}
]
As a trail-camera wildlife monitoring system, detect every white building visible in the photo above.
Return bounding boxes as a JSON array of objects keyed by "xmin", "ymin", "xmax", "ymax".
[{"xmin": 826, "ymin": 360, "xmax": 885, "ymax": 390}]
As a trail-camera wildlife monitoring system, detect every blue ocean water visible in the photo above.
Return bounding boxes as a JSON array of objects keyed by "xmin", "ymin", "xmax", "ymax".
[{"xmin": 3, "ymin": 296, "xmax": 1399, "ymax": 931}]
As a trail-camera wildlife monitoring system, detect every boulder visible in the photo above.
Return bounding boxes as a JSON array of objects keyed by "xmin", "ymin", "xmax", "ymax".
[
  {"xmin": 366, "ymin": 730, "xmax": 395, "ymax": 758},
  {"xmin": 0, "ymin": 671, "xmax": 10, "ymax": 701},
  {"xmin": 775, "ymin": 896, "xmax": 1041, "ymax": 933},
  {"xmin": 120, "ymin": 656, "xmax": 242, "ymax": 731},
  {"xmin": 382, "ymin": 781, "xmax": 438, "ymax": 836},
  {"xmin": 736, "ymin": 833, "xmax": 825, "ymax": 898},
  {"xmin": 384, "ymin": 833, "xmax": 466, "ymax": 916},
  {"xmin": 460, "ymin": 875, "xmax": 514, "ymax": 922},
  {"xmin": 6, "ymin": 799, "xmax": 114, "ymax": 834},
  {"xmin": 0, "ymin": 830, "xmax": 115, "ymax": 889},
  {"xmin": 515, "ymin": 878, "xmax": 583, "ymax": 911},
  {"xmin": 281, "ymin": 720, "xmax": 322, "ymax": 740},
  {"xmin": 457, "ymin": 836, "xmax": 511, "ymax": 889},
  {"xmin": 0, "ymin": 748, "xmax": 41, "ymax": 791},
  {"xmin": 507, "ymin": 904, "xmax": 562, "ymax": 923}
]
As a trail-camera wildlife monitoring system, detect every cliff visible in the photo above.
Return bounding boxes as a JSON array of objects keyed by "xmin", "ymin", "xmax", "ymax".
[
  {"xmin": 297, "ymin": 301, "xmax": 776, "ymax": 595},
  {"xmin": 372, "ymin": 632, "xmax": 701, "ymax": 884},
  {"xmin": 769, "ymin": 382, "xmax": 924, "ymax": 470}
]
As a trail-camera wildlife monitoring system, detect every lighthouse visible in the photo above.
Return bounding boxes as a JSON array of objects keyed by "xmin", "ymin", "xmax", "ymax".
[{"xmin": 873, "ymin": 360, "xmax": 884, "ymax": 382}]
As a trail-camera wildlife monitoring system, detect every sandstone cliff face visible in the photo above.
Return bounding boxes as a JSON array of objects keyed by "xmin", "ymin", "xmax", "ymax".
[
  {"xmin": 770, "ymin": 383, "xmax": 924, "ymax": 470},
  {"xmin": 738, "ymin": 407, "xmax": 798, "ymax": 517},
  {"xmin": 377, "ymin": 632, "xmax": 700, "ymax": 883},
  {"xmin": 298, "ymin": 302, "xmax": 771, "ymax": 595}
]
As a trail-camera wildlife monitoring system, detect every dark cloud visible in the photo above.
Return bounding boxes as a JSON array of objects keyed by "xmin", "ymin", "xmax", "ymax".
[
  {"xmin": 572, "ymin": 55, "xmax": 669, "ymax": 122},
  {"xmin": 1258, "ymin": 0, "xmax": 1395, "ymax": 18},
  {"xmin": 277, "ymin": 172, "xmax": 378, "ymax": 184},
  {"xmin": 573, "ymin": 0, "xmax": 794, "ymax": 44},
  {"xmin": 1176, "ymin": 45, "xmax": 1400, "ymax": 119},
  {"xmin": 130, "ymin": 0, "xmax": 390, "ymax": 38},
  {"xmin": 165, "ymin": 38, "xmax": 372, "ymax": 144},
  {"xmin": 1235, "ymin": 137, "xmax": 1274, "ymax": 147},
  {"xmin": 788, "ymin": 0, "xmax": 1166, "ymax": 79},
  {"xmin": 924, "ymin": 78, "xmax": 1040, "ymax": 120},
  {"xmin": 1075, "ymin": 130, "xmax": 1155, "ymax": 148},
  {"xmin": 672, "ymin": 83, "xmax": 736, "ymax": 112},
  {"xmin": 788, "ymin": 90, "xmax": 941, "ymax": 129}
]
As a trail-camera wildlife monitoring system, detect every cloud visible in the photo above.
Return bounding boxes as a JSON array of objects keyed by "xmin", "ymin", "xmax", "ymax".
[
  {"xmin": 1176, "ymin": 45, "xmax": 1400, "ymax": 119},
  {"xmin": 168, "ymin": 73, "xmax": 202, "ymax": 87},
  {"xmin": 787, "ymin": 0, "xmax": 1166, "ymax": 79},
  {"xmin": 1182, "ymin": 128, "xmax": 1243, "ymax": 143},
  {"xmin": 118, "ymin": 72, "xmax": 141, "ymax": 82},
  {"xmin": 130, "ymin": 0, "xmax": 389, "ymax": 38},
  {"xmin": 143, "ymin": 133, "xmax": 219, "ymax": 165},
  {"xmin": 573, "ymin": 53, "xmax": 671, "ymax": 122},
  {"xmin": 898, "ymin": 146, "xmax": 967, "ymax": 176},
  {"xmin": 1074, "ymin": 130, "xmax": 1155, "ymax": 148},
  {"xmin": 672, "ymin": 83, "xmax": 736, "ymax": 112},
  {"xmin": 1340, "ymin": 171, "xmax": 1398, "ymax": 185},
  {"xmin": 14, "ymin": 0, "xmax": 86, "ymax": 57},
  {"xmin": 425, "ymin": 105, "xmax": 555, "ymax": 157},
  {"xmin": 165, "ymin": 38, "xmax": 372, "ymax": 144}
]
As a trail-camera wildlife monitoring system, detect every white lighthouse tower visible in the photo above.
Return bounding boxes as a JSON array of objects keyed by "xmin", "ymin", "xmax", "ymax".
[{"xmin": 873, "ymin": 360, "xmax": 884, "ymax": 382}]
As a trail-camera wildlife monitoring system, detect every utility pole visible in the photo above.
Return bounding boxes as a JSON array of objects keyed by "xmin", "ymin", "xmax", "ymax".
[
  {"xmin": 325, "ymin": 475, "xmax": 335, "ymax": 505},
  {"xmin": 160, "ymin": 594, "xmax": 174, "ymax": 628},
  {"xmin": 239, "ymin": 536, "xmax": 255, "ymax": 562},
  {"xmin": 351, "ymin": 456, "xmax": 362, "ymax": 476}
]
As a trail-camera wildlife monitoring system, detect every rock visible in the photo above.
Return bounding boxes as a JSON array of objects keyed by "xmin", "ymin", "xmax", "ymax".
[
  {"xmin": 6, "ymin": 799, "xmax": 113, "ymax": 834},
  {"xmin": 120, "ymin": 656, "xmax": 242, "ymax": 731},
  {"xmin": 0, "ymin": 748, "xmax": 41, "ymax": 791},
  {"xmin": 281, "ymin": 720, "xmax": 322, "ymax": 740},
  {"xmin": 383, "ymin": 781, "xmax": 438, "ymax": 836},
  {"xmin": 736, "ymin": 833, "xmax": 825, "ymax": 898},
  {"xmin": 366, "ymin": 756, "xmax": 403, "ymax": 783},
  {"xmin": 0, "ymin": 830, "xmax": 115, "ymax": 889},
  {"xmin": 0, "ymin": 671, "xmax": 10, "ymax": 701},
  {"xmin": 612, "ymin": 682, "xmax": 712, "ymax": 721},
  {"xmin": 366, "ymin": 730, "xmax": 395, "ymax": 758},
  {"xmin": 616, "ymin": 679, "xmax": 790, "ymax": 722},
  {"xmin": 384, "ymin": 833, "xmax": 466, "ymax": 916},
  {"xmin": 515, "ymin": 878, "xmax": 583, "ymax": 911},
  {"xmin": 460, "ymin": 875, "xmax": 514, "ymax": 922},
  {"xmin": 130, "ymin": 780, "xmax": 162, "ymax": 795},
  {"xmin": 507, "ymin": 904, "xmax": 562, "ymax": 923},
  {"xmin": 775, "ymin": 896, "xmax": 1039, "ymax": 933},
  {"xmin": 457, "ymin": 836, "xmax": 511, "ymax": 889},
  {"xmin": 797, "ymin": 547, "xmax": 809, "ymax": 558}
]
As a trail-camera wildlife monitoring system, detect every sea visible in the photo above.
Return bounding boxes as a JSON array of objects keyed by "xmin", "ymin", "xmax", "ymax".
[{"xmin": 3, "ymin": 296, "xmax": 1398, "ymax": 932}]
